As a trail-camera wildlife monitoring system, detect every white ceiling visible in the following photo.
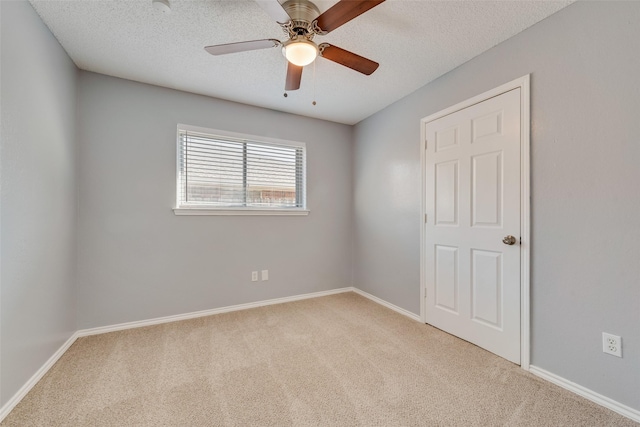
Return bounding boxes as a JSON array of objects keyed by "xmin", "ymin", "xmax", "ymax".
[{"xmin": 29, "ymin": 0, "xmax": 572, "ymax": 125}]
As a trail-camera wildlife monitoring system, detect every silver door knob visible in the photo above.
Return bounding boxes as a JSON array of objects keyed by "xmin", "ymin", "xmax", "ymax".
[{"xmin": 502, "ymin": 235, "xmax": 517, "ymax": 245}]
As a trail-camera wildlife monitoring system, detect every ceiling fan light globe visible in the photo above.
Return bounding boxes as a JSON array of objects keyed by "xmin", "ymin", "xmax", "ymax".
[{"xmin": 283, "ymin": 40, "xmax": 318, "ymax": 67}]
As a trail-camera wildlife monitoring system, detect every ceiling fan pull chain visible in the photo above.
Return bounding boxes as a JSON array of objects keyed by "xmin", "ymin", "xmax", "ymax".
[
  {"xmin": 284, "ymin": 57, "xmax": 289, "ymax": 98},
  {"xmin": 312, "ymin": 60, "xmax": 317, "ymax": 106}
]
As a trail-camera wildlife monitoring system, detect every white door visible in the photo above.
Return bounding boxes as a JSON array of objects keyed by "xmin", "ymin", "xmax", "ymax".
[{"xmin": 424, "ymin": 88, "xmax": 521, "ymax": 363}]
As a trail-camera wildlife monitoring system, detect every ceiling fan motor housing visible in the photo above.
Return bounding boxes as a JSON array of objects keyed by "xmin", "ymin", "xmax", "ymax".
[{"xmin": 281, "ymin": 0, "xmax": 320, "ymax": 39}]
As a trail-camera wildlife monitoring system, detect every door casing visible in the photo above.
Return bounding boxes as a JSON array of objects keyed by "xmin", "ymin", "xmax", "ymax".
[{"xmin": 420, "ymin": 75, "xmax": 531, "ymax": 370}]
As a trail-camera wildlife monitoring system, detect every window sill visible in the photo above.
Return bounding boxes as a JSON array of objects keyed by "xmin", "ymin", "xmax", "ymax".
[{"xmin": 173, "ymin": 208, "xmax": 310, "ymax": 216}]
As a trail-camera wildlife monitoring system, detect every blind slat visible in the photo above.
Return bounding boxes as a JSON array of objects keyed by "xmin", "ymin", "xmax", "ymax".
[
  {"xmin": 183, "ymin": 159, "xmax": 300, "ymax": 175},
  {"xmin": 181, "ymin": 134, "xmax": 300, "ymax": 154},
  {"xmin": 182, "ymin": 137, "xmax": 299, "ymax": 155},
  {"xmin": 182, "ymin": 148, "xmax": 299, "ymax": 164},
  {"xmin": 181, "ymin": 166, "xmax": 299, "ymax": 180}
]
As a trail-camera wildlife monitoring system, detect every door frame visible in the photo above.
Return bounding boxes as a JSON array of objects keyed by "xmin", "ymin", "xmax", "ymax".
[{"xmin": 419, "ymin": 75, "xmax": 531, "ymax": 369}]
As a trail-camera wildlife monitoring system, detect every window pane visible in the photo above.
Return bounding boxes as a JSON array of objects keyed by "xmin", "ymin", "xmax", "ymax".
[
  {"xmin": 183, "ymin": 135, "xmax": 245, "ymax": 206},
  {"xmin": 246, "ymin": 143, "xmax": 297, "ymax": 207},
  {"xmin": 177, "ymin": 127, "xmax": 305, "ymax": 210}
]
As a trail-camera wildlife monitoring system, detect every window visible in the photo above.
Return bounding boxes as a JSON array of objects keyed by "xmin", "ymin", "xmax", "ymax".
[{"xmin": 175, "ymin": 125, "xmax": 307, "ymax": 215}]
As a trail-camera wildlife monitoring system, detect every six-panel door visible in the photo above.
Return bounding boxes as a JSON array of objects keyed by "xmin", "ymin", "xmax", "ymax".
[{"xmin": 425, "ymin": 88, "xmax": 521, "ymax": 363}]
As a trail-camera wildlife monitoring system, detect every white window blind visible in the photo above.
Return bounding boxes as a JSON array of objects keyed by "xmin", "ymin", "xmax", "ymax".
[{"xmin": 177, "ymin": 126, "xmax": 306, "ymax": 211}]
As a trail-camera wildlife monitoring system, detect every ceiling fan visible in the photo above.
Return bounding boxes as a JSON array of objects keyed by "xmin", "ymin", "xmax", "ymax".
[{"xmin": 204, "ymin": 0, "xmax": 386, "ymax": 91}]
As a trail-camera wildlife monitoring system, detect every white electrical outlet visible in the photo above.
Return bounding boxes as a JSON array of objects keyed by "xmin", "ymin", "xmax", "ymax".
[
  {"xmin": 602, "ymin": 332, "xmax": 622, "ymax": 357},
  {"xmin": 261, "ymin": 270, "xmax": 269, "ymax": 281},
  {"xmin": 251, "ymin": 271, "xmax": 258, "ymax": 282}
]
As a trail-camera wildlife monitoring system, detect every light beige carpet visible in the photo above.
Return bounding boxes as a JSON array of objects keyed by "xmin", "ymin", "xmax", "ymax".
[{"xmin": 2, "ymin": 292, "xmax": 636, "ymax": 426}]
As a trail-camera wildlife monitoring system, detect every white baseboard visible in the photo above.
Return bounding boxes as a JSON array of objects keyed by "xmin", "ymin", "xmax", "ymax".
[
  {"xmin": 352, "ymin": 288, "xmax": 422, "ymax": 322},
  {"xmin": 529, "ymin": 365, "xmax": 640, "ymax": 423},
  {"xmin": 77, "ymin": 287, "xmax": 355, "ymax": 337},
  {"xmin": 0, "ymin": 332, "xmax": 79, "ymax": 422}
]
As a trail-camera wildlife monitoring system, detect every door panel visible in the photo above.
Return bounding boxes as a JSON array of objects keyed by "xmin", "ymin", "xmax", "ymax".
[
  {"xmin": 472, "ymin": 110, "xmax": 503, "ymax": 142},
  {"xmin": 472, "ymin": 151, "xmax": 502, "ymax": 228},
  {"xmin": 435, "ymin": 245, "xmax": 459, "ymax": 313},
  {"xmin": 425, "ymin": 88, "xmax": 521, "ymax": 363},
  {"xmin": 471, "ymin": 249, "xmax": 502, "ymax": 329},
  {"xmin": 435, "ymin": 161, "xmax": 459, "ymax": 226},
  {"xmin": 435, "ymin": 126, "xmax": 459, "ymax": 152}
]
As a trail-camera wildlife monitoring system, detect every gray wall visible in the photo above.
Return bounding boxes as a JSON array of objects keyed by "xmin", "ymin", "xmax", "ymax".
[
  {"xmin": 0, "ymin": 0, "xmax": 78, "ymax": 406},
  {"xmin": 77, "ymin": 72, "xmax": 353, "ymax": 329},
  {"xmin": 353, "ymin": 1, "xmax": 640, "ymax": 410}
]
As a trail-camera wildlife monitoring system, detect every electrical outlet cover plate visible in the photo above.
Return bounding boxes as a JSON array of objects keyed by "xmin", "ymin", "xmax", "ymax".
[
  {"xmin": 602, "ymin": 332, "xmax": 622, "ymax": 357},
  {"xmin": 251, "ymin": 271, "xmax": 258, "ymax": 282}
]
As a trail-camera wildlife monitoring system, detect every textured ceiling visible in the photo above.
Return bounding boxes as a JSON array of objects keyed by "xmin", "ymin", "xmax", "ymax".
[{"xmin": 29, "ymin": 0, "xmax": 572, "ymax": 125}]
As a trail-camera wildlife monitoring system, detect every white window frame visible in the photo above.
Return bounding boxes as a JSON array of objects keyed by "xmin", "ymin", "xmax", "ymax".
[{"xmin": 173, "ymin": 124, "xmax": 309, "ymax": 216}]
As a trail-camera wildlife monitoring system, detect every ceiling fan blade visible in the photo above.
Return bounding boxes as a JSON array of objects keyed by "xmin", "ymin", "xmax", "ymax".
[
  {"xmin": 285, "ymin": 63, "xmax": 303, "ymax": 91},
  {"xmin": 314, "ymin": 0, "xmax": 385, "ymax": 34},
  {"xmin": 255, "ymin": 0, "xmax": 291, "ymax": 24},
  {"xmin": 319, "ymin": 44, "xmax": 379, "ymax": 75},
  {"xmin": 205, "ymin": 39, "xmax": 281, "ymax": 56}
]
